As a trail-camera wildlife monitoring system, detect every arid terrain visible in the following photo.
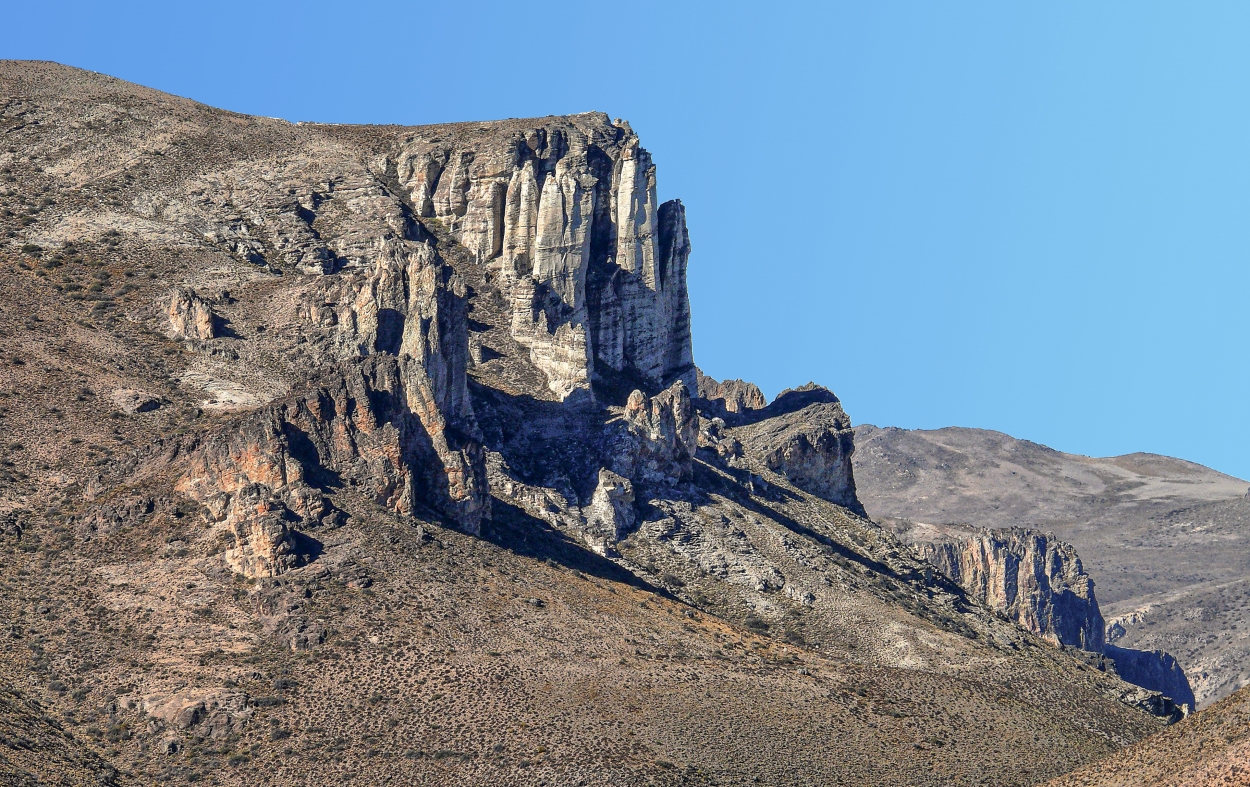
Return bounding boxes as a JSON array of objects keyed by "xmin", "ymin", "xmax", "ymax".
[
  {"xmin": 1047, "ymin": 684, "xmax": 1250, "ymax": 787},
  {"xmin": 0, "ymin": 60, "xmax": 1226, "ymax": 786},
  {"xmin": 853, "ymin": 424, "xmax": 1250, "ymax": 709}
]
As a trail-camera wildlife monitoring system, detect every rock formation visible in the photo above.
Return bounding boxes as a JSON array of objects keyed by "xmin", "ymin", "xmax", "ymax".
[
  {"xmin": 733, "ymin": 384, "xmax": 863, "ymax": 514},
  {"xmin": 906, "ymin": 524, "xmax": 1194, "ymax": 712},
  {"xmin": 166, "ymin": 287, "xmax": 218, "ymax": 341},
  {"xmin": 169, "ymin": 351, "xmax": 488, "ymax": 577},
  {"xmin": 697, "ymin": 368, "xmax": 767, "ymax": 413},
  {"xmin": 1104, "ymin": 645, "xmax": 1197, "ymax": 716},
  {"xmin": 394, "ymin": 117, "xmax": 696, "ymax": 399},
  {"xmin": 915, "ymin": 528, "xmax": 1105, "ymax": 652},
  {"xmin": 852, "ymin": 424, "xmax": 1250, "ymax": 708},
  {"xmin": 610, "ymin": 381, "xmax": 698, "ymax": 486},
  {"xmin": 0, "ymin": 62, "xmax": 1198, "ymax": 787}
]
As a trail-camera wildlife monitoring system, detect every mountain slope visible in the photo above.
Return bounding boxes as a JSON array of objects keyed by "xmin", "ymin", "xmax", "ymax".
[
  {"xmin": 853, "ymin": 425, "xmax": 1250, "ymax": 707},
  {"xmin": 0, "ymin": 61, "xmax": 1174, "ymax": 786},
  {"xmin": 1047, "ymin": 685, "xmax": 1250, "ymax": 787}
]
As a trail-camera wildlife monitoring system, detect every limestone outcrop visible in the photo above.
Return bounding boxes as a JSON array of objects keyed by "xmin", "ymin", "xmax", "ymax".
[
  {"xmin": 166, "ymin": 287, "xmax": 218, "ymax": 341},
  {"xmin": 160, "ymin": 235, "xmax": 488, "ymax": 577},
  {"xmin": 173, "ymin": 353, "xmax": 487, "ymax": 562},
  {"xmin": 394, "ymin": 116, "xmax": 695, "ymax": 399},
  {"xmin": 916, "ymin": 528, "xmax": 1105, "ymax": 651},
  {"xmin": 607, "ymin": 381, "xmax": 697, "ymax": 486},
  {"xmin": 582, "ymin": 469, "xmax": 636, "ymax": 555},
  {"xmin": 733, "ymin": 384, "xmax": 863, "ymax": 513},
  {"xmin": 906, "ymin": 524, "xmax": 1195, "ymax": 712},
  {"xmin": 697, "ymin": 368, "xmax": 766, "ymax": 413}
]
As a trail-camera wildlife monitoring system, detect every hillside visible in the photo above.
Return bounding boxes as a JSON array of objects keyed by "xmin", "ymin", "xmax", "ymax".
[
  {"xmin": 0, "ymin": 61, "xmax": 1176, "ymax": 785},
  {"xmin": 853, "ymin": 425, "xmax": 1250, "ymax": 708},
  {"xmin": 1046, "ymin": 685, "xmax": 1250, "ymax": 787}
]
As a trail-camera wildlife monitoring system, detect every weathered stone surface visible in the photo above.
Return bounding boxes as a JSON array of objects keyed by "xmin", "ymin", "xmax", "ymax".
[
  {"xmin": 212, "ymin": 482, "xmax": 304, "ymax": 578},
  {"xmin": 583, "ymin": 468, "xmax": 636, "ymax": 555},
  {"xmin": 111, "ymin": 388, "xmax": 161, "ymax": 414},
  {"xmin": 166, "ymin": 287, "xmax": 217, "ymax": 341},
  {"xmin": 141, "ymin": 691, "xmax": 251, "ymax": 740},
  {"xmin": 915, "ymin": 527, "xmax": 1106, "ymax": 652},
  {"xmin": 608, "ymin": 381, "xmax": 697, "ymax": 486},
  {"xmin": 733, "ymin": 384, "xmax": 863, "ymax": 513},
  {"xmin": 172, "ymin": 353, "xmax": 488, "ymax": 550},
  {"xmin": 697, "ymin": 368, "xmax": 766, "ymax": 413},
  {"xmin": 396, "ymin": 116, "xmax": 696, "ymax": 399}
]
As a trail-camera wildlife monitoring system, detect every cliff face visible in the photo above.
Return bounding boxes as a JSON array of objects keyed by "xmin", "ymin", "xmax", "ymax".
[
  {"xmin": 915, "ymin": 528, "xmax": 1105, "ymax": 652},
  {"xmin": 853, "ymin": 424, "xmax": 1250, "ymax": 708},
  {"xmin": 1103, "ymin": 645, "xmax": 1197, "ymax": 716},
  {"xmin": 394, "ymin": 116, "xmax": 695, "ymax": 400},
  {"xmin": 905, "ymin": 523, "xmax": 1194, "ymax": 712}
]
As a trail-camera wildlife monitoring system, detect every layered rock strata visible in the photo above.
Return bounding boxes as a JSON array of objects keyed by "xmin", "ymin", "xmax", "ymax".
[
  {"xmin": 394, "ymin": 117, "xmax": 695, "ymax": 399},
  {"xmin": 916, "ymin": 528, "xmax": 1105, "ymax": 652}
]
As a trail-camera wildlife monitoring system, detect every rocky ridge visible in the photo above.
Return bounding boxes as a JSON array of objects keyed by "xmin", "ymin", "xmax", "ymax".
[
  {"xmin": 0, "ymin": 61, "xmax": 1188, "ymax": 786},
  {"xmin": 898, "ymin": 522, "xmax": 1195, "ymax": 714},
  {"xmin": 853, "ymin": 424, "xmax": 1250, "ymax": 708}
]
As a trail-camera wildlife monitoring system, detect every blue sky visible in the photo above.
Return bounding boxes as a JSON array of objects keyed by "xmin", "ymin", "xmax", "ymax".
[{"xmin": 7, "ymin": 1, "xmax": 1250, "ymax": 479}]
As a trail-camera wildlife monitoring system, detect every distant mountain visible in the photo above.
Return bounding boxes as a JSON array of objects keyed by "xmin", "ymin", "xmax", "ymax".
[{"xmin": 853, "ymin": 424, "xmax": 1250, "ymax": 707}]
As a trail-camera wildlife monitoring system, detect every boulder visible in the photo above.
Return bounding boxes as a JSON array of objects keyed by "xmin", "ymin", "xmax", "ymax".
[
  {"xmin": 111, "ymin": 388, "xmax": 161, "ymax": 414},
  {"xmin": 166, "ymin": 287, "xmax": 217, "ymax": 341}
]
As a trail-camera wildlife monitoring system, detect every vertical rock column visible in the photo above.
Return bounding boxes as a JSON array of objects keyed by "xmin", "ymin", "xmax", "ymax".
[{"xmin": 502, "ymin": 147, "xmax": 599, "ymax": 398}]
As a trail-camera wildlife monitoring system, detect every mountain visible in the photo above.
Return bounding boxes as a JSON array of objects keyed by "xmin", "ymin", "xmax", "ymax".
[
  {"xmin": 1045, "ymin": 685, "xmax": 1250, "ymax": 787},
  {"xmin": 0, "ymin": 61, "xmax": 1182, "ymax": 786},
  {"xmin": 852, "ymin": 424, "xmax": 1250, "ymax": 708}
]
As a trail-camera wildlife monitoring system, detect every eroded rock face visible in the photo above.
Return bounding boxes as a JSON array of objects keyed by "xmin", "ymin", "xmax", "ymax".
[
  {"xmin": 214, "ymin": 483, "xmax": 304, "ymax": 578},
  {"xmin": 1105, "ymin": 645, "xmax": 1196, "ymax": 715},
  {"xmin": 734, "ymin": 384, "xmax": 862, "ymax": 513},
  {"xmin": 917, "ymin": 528, "xmax": 1105, "ymax": 651},
  {"xmin": 696, "ymin": 368, "xmax": 766, "ymax": 413},
  {"xmin": 394, "ymin": 116, "xmax": 696, "ymax": 399},
  {"xmin": 608, "ymin": 381, "xmax": 697, "ymax": 486},
  {"xmin": 156, "ymin": 233, "xmax": 488, "ymax": 577},
  {"xmin": 166, "ymin": 287, "xmax": 217, "ymax": 341},
  {"xmin": 175, "ymin": 353, "xmax": 487, "ymax": 555},
  {"xmin": 141, "ymin": 691, "xmax": 251, "ymax": 741},
  {"xmin": 907, "ymin": 524, "xmax": 1195, "ymax": 712},
  {"xmin": 583, "ymin": 468, "xmax": 636, "ymax": 555}
]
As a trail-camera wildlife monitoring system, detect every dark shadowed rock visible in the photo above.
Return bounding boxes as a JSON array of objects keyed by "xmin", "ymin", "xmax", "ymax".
[
  {"xmin": 697, "ymin": 367, "xmax": 766, "ymax": 413},
  {"xmin": 732, "ymin": 384, "xmax": 863, "ymax": 514}
]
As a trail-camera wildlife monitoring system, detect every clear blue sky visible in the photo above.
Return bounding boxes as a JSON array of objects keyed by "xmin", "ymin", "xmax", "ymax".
[{"xmin": 7, "ymin": 2, "xmax": 1250, "ymax": 479}]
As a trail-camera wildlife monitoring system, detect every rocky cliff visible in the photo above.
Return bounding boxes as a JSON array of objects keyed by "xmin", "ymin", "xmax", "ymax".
[
  {"xmin": 853, "ymin": 424, "xmax": 1250, "ymax": 708},
  {"xmin": 393, "ymin": 116, "xmax": 695, "ymax": 400},
  {"xmin": 901, "ymin": 522, "xmax": 1194, "ymax": 713},
  {"xmin": 914, "ymin": 527, "xmax": 1105, "ymax": 652}
]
